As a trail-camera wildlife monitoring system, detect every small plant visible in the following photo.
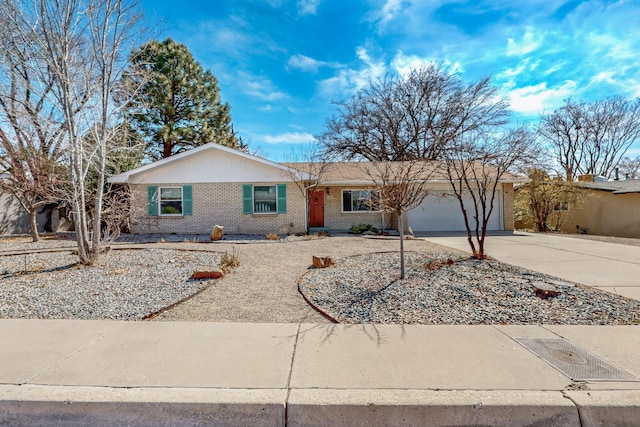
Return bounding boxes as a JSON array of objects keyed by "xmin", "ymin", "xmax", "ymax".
[
  {"xmin": 349, "ymin": 223, "xmax": 373, "ymax": 234},
  {"xmin": 219, "ymin": 247, "xmax": 240, "ymax": 273},
  {"xmin": 265, "ymin": 233, "xmax": 281, "ymax": 241}
]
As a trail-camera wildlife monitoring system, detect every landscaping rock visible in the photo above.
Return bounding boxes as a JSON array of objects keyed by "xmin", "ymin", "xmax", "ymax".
[
  {"xmin": 192, "ymin": 266, "xmax": 224, "ymax": 279},
  {"xmin": 210, "ymin": 225, "xmax": 224, "ymax": 241},
  {"xmin": 532, "ymin": 281, "xmax": 561, "ymax": 299},
  {"xmin": 312, "ymin": 256, "xmax": 335, "ymax": 269}
]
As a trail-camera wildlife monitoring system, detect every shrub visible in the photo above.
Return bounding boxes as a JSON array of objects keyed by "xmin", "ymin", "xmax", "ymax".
[
  {"xmin": 219, "ymin": 247, "xmax": 240, "ymax": 273},
  {"xmin": 349, "ymin": 223, "xmax": 372, "ymax": 234},
  {"xmin": 265, "ymin": 233, "xmax": 281, "ymax": 241}
]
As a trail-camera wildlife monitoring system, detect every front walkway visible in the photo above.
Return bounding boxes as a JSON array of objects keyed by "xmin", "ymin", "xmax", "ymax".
[{"xmin": 421, "ymin": 231, "xmax": 640, "ymax": 302}]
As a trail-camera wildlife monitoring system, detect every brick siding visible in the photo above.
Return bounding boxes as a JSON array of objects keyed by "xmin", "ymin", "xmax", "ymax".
[
  {"xmin": 130, "ymin": 182, "xmax": 306, "ymax": 235},
  {"xmin": 502, "ymin": 183, "xmax": 514, "ymax": 231},
  {"xmin": 323, "ymin": 186, "xmax": 397, "ymax": 231}
]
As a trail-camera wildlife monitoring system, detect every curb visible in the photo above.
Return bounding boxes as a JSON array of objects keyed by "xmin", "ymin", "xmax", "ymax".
[{"xmin": 3, "ymin": 385, "xmax": 639, "ymax": 426}]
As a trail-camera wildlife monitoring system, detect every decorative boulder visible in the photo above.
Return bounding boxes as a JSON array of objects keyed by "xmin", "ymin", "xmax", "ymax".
[
  {"xmin": 312, "ymin": 256, "xmax": 335, "ymax": 269},
  {"xmin": 192, "ymin": 266, "xmax": 224, "ymax": 279},
  {"xmin": 532, "ymin": 282, "xmax": 561, "ymax": 299},
  {"xmin": 210, "ymin": 225, "xmax": 224, "ymax": 241}
]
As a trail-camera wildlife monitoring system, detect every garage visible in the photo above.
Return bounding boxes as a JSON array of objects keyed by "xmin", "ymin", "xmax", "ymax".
[{"xmin": 408, "ymin": 190, "xmax": 502, "ymax": 232}]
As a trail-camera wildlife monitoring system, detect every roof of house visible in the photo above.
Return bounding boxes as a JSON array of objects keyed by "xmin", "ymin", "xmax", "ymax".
[
  {"xmin": 284, "ymin": 161, "xmax": 527, "ymax": 185},
  {"xmin": 578, "ymin": 180, "xmax": 640, "ymax": 194},
  {"xmin": 108, "ymin": 143, "xmax": 527, "ymax": 186}
]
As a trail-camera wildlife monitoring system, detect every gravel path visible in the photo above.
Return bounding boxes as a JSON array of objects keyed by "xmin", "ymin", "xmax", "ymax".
[{"xmin": 299, "ymin": 251, "xmax": 640, "ymax": 325}]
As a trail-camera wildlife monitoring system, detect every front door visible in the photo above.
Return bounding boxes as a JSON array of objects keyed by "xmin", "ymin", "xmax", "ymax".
[{"xmin": 308, "ymin": 189, "xmax": 325, "ymax": 227}]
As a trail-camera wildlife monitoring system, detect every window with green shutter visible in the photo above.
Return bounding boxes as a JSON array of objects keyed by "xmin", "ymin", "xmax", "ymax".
[
  {"xmin": 277, "ymin": 183, "xmax": 287, "ymax": 214},
  {"xmin": 242, "ymin": 184, "xmax": 253, "ymax": 214},
  {"xmin": 182, "ymin": 185, "xmax": 192, "ymax": 216},
  {"xmin": 243, "ymin": 183, "xmax": 287, "ymax": 214}
]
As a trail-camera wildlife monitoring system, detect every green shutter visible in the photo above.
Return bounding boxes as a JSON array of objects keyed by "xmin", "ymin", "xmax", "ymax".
[
  {"xmin": 147, "ymin": 185, "xmax": 158, "ymax": 216},
  {"xmin": 182, "ymin": 185, "xmax": 192, "ymax": 216},
  {"xmin": 242, "ymin": 184, "xmax": 253, "ymax": 214},
  {"xmin": 277, "ymin": 183, "xmax": 287, "ymax": 214}
]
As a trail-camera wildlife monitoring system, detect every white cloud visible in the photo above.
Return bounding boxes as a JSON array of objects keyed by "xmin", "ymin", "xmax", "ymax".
[
  {"xmin": 287, "ymin": 54, "xmax": 328, "ymax": 73},
  {"xmin": 297, "ymin": 0, "xmax": 320, "ymax": 15},
  {"xmin": 590, "ymin": 71, "xmax": 616, "ymax": 85},
  {"xmin": 263, "ymin": 132, "xmax": 316, "ymax": 144},
  {"xmin": 378, "ymin": 0, "xmax": 403, "ymax": 24},
  {"xmin": 318, "ymin": 47, "xmax": 386, "ymax": 97},
  {"xmin": 507, "ymin": 81, "xmax": 577, "ymax": 115},
  {"xmin": 391, "ymin": 51, "xmax": 433, "ymax": 76},
  {"xmin": 506, "ymin": 28, "xmax": 542, "ymax": 56},
  {"xmin": 496, "ymin": 62, "xmax": 527, "ymax": 81},
  {"xmin": 391, "ymin": 51, "xmax": 463, "ymax": 76},
  {"xmin": 240, "ymin": 73, "xmax": 288, "ymax": 101}
]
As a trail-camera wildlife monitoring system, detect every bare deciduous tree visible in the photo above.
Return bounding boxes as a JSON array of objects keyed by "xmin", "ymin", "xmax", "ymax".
[
  {"xmin": 319, "ymin": 64, "xmax": 510, "ymax": 162},
  {"xmin": 1, "ymin": 0, "xmax": 145, "ymax": 264},
  {"xmin": 616, "ymin": 156, "xmax": 640, "ymax": 180},
  {"xmin": 538, "ymin": 97, "xmax": 640, "ymax": 181},
  {"xmin": 514, "ymin": 169, "xmax": 587, "ymax": 232},
  {"xmin": 443, "ymin": 128, "xmax": 536, "ymax": 259},
  {"xmin": 363, "ymin": 161, "xmax": 432, "ymax": 278},
  {"xmin": 0, "ymin": 10, "xmax": 68, "ymax": 242}
]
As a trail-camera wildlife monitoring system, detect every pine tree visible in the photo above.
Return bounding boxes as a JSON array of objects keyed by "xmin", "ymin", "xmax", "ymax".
[{"xmin": 123, "ymin": 38, "xmax": 238, "ymax": 160}]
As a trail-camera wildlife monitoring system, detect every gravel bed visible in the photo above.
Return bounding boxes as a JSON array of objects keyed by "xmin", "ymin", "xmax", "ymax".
[
  {"xmin": 299, "ymin": 252, "xmax": 640, "ymax": 325},
  {"xmin": 0, "ymin": 233, "xmax": 304, "ymax": 255},
  {"xmin": 0, "ymin": 235, "xmax": 76, "ymax": 253},
  {"xmin": 0, "ymin": 248, "xmax": 222, "ymax": 320},
  {"xmin": 115, "ymin": 233, "xmax": 304, "ymax": 244}
]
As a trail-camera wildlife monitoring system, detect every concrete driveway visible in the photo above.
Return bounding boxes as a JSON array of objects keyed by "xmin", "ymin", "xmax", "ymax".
[{"xmin": 421, "ymin": 231, "xmax": 640, "ymax": 302}]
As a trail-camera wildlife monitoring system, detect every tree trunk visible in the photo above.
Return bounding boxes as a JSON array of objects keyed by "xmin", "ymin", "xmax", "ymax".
[
  {"xmin": 29, "ymin": 207, "xmax": 39, "ymax": 243},
  {"xmin": 398, "ymin": 210, "xmax": 405, "ymax": 279}
]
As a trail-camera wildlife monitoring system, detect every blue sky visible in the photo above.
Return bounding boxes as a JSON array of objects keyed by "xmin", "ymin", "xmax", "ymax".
[{"xmin": 140, "ymin": 0, "xmax": 640, "ymax": 161}]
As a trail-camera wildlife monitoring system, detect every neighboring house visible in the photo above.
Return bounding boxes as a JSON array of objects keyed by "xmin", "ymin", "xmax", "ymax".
[
  {"xmin": 0, "ymin": 173, "xmax": 60, "ymax": 236},
  {"xmin": 0, "ymin": 187, "xmax": 30, "ymax": 235},
  {"xmin": 108, "ymin": 142, "xmax": 523, "ymax": 235},
  {"xmin": 553, "ymin": 177, "xmax": 640, "ymax": 238}
]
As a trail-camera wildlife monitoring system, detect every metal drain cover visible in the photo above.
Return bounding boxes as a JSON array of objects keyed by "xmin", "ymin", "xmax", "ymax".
[{"xmin": 515, "ymin": 337, "xmax": 636, "ymax": 381}]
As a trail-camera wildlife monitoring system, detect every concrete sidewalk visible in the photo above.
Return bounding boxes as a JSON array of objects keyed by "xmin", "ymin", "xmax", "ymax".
[
  {"xmin": 1, "ymin": 319, "xmax": 639, "ymax": 426},
  {"xmin": 421, "ymin": 231, "xmax": 640, "ymax": 302}
]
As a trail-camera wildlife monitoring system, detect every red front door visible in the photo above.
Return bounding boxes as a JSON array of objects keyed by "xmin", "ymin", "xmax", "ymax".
[{"xmin": 308, "ymin": 190, "xmax": 325, "ymax": 227}]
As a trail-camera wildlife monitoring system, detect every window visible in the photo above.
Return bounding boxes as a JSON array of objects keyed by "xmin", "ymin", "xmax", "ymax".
[
  {"xmin": 159, "ymin": 187, "xmax": 183, "ymax": 215},
  {"xmin": 553, "ymin": 202, "xmax": 569, "ymax": 211},
  {"xmin": 243, "ymin": 183, "xmax": 287, "ymax": 214},
  {"xmin": 342, "ymin": 189, "xmax": 379, "ymax": 212},
  {"xmin": 146, "ymin": 185, "xmax": 192, "ymax": 217},
  {"xmin": 253, "ymin": 185, "xmax": 277, "ymax": 213}
]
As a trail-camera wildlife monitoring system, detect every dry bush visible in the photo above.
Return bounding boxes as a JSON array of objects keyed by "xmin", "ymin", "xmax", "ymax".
[
  {"xmin": 219, "ymin": 247, "xmax": 240, "ymax": 273},
  {"xmin": 265, "ymin": 233, "xmax": 281, "ymax": 241}
]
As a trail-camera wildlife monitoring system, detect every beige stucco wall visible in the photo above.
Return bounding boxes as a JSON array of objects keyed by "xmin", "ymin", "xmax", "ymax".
[
  {"xmin": 557, "ymin": 190, "xmax": 640, "ymax": 238},
  {"xmin": 322, "ymin": 186, "xmax": 397, "ymax": 231},
  {"xmin": 130, "ymin": 182, "xmax": 306, "ymax": 235}
]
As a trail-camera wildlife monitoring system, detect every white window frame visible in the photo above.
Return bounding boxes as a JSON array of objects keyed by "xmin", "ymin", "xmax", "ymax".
[
  {"xmin": 253, "ymin": 185, "xmax": 277, "ymax": 214},
  {"xmin": 341, "ymin": 189, "xmax": 380, "ymax": 213},
  {"xmin": 159, "ymin": 186, "xmax": 184, "ymax": 216}
]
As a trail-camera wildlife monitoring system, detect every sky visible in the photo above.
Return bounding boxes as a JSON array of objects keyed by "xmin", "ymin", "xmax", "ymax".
[{"xmin": 139, "ymin": 0, "xmax": 640, "ymax": 161}]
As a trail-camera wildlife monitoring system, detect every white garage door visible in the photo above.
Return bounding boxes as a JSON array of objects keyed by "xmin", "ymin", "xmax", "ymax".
[{"xmin": 408, "ymin": 191, "xmax": 502, "ymax": 232}]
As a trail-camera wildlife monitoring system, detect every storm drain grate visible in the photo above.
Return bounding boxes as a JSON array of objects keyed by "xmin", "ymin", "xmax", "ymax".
[{"xmin": 515, "ymin": 337, "xmax": 636, "ymax": 381}]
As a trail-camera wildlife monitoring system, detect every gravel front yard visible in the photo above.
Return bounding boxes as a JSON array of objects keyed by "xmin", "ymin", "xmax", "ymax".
[
  {"xmin": 1, "ymin": 234, "xmax": 639, "ymax": 324},
  {"xmin": 0, "ymin": 248, "xmax": 221, "ymax": 320},
  {"xmin": 299, "ymin": 251, "xmax": 640, "ymax": 325}
]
